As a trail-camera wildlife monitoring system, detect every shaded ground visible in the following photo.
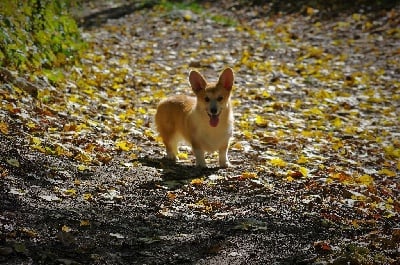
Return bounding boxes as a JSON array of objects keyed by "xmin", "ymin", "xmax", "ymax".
[
  {"xmin": 1, "ymin": 1, "xmax": 400, "ymax": 264},
  {"xmin": 0, "ymin": 133, "xmax": 346, "ymax": 264}
]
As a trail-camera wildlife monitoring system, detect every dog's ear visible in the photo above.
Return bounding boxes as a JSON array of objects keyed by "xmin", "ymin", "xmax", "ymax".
[
  {"xmin": 218, "ymin": 68, "xmax": 234, "ymax": 91},
  {"xmin": 189, "ymin": 70, "xmax": 207, "ymax": 93}
]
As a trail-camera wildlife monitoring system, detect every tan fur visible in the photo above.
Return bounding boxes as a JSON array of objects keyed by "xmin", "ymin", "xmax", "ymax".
[{"xmin": 155, "ymin": 68, "xmax": 234, "ymax": 167}]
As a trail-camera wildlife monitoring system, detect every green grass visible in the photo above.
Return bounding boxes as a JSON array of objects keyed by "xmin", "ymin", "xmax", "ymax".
[
  {"xmin": 158, "ymin": 0, "xmax": 237, "ymax": 26},
  {"xmin": 159, "ymin": 0, "xmax": 204, "ymax": 13}
]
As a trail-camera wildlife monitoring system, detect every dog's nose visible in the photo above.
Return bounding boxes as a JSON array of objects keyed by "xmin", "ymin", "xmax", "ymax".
[{"xmin": 210, "ymin": 107, "xmax": 218, "ymax": 115}]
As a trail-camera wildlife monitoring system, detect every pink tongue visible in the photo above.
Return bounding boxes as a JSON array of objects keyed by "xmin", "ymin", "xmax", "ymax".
[{"xmin": 209, "ymin": 115, "xmax": 219, "ymax": 127}]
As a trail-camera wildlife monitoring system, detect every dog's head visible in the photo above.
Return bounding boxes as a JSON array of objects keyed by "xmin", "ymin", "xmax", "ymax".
[{"xmin": 189, "ymin": 68, "xmax": 234, "ymax": 127}]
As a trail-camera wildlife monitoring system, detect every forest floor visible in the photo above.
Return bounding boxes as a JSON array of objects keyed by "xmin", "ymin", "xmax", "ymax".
[{"xmin": 1, "ymin": 1, "xmax": 399, "ymax": 264}]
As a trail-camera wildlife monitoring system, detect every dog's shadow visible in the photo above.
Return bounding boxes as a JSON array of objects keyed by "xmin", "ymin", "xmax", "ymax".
[{"xmin": 137, "ymin": 156, "xmax": 220, "ymax": 189}]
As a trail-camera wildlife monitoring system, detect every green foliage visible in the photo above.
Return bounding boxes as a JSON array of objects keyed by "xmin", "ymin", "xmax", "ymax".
[
  {"xmin": 210, "ymin": 14, "xmax": 237, "ymax": 27},
  {"xmin": 159, "ymin": 0, "xmax": 204, "ymax": 13},
  {"xmin": 0, "ymin": 0, "xmax": 85, "ymax": 71},
  {"xmin": 158, "ymin": 0, "xmax": 237, "ymax": 26}
]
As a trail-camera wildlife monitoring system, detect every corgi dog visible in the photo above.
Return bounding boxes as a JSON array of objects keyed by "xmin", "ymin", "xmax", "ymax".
[{"xmin": 155, "ymin": 68, "xmax": 234, "ymax": 167}]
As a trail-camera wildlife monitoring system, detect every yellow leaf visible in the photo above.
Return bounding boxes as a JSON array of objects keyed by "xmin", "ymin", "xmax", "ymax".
[
  {"xmin": 297, "ymin": 155, "xmax": 308, "ymax": 164},
  {"xmin": 80, "ymin": 220, "xmax": 90, "ymax": 227},
  {"xmin": 140, "ymin": 95, "xmax": 152, "ymax": 103},
  {"xmin": 177, "ymin": 152, "xmax": 188, "ymax": 160},
  {"xmin": 191, "ymin": 178, "xmax": 204, "ymax": 185},
  {"xmin": 306, "ymin": 7, "xmax": 315, "ymax": 16},
  {"xmin": 306, "ymin": 107, "xmax": 323, "ymax": 116},
  {"xmin": 0, "ymin": 122, "xmax": 9, "ymax": 134},
  {"xmin": 31, "ymin": 137, "xmax": 41, "ymax": 145},
  {"xmin": 352, "ymin": 13, "xmax": 362, "ymax": 22},
  {"xmin": 21, "ymin": 228, "xmax": 37, "ymax": 238},
  {"xmin": 83, "ymin": 193, "xmax": 93, "ymax": 201},
  {"xmin": 385, "ymin": 200, "xmax": 394, "ymax": 211},
  {"xmin": 344, "ymin": 126, "xmax": 357, "ymax": 135},
  {"xmin": 332, "ymin": 117, "xmax": 342, "ymax": 128},
  {"xmin": 301, "ymin": 130, "xmax": 313, "ymax": 138},
  {"xmin": 255, "ymin": 115, "xmax": 268, "ymax": 127},
  {"xmin": 378, "ymin": 168, "xmax": 396, "ymax": 177},
  {"xmin": 330, "ymin": 171, "xmax": 353, "ymax": 184},
  {"xmin": 332, "ymin": 139, "xmax": 343, "ymax": 151},
  {"xmin": 63, "ymin": 189, "xmax": 77, "ymax": 196},
  {"xmin": 241, "ymin": 50, "xmax": 250, "ymax": 64},
  {"xmin": 299, "ymin": 167, "xmax": 308, "ymax": 177},
  {"xmin": 32, "ymin": 144, "xmax": 46, "ymax": 153},
  {"xmin": 270, "ymin": 157, "xmax": 287, "ymax": 167},
  {"xmin": 241, "ymin": 172, "xmax": 258, "ymax": 179},
  {"xmin": 231, "ymin": 141, "xmax": 243, "ymax": 150},
  {"xmin": 351, "ymin": 194, "xmax": 366, "ymax": 201},
  {"xmin": 75, "ymin": 152, "xmax": 92, "ymax": 163},
  {"xmin": 26, "ymin": 121, "xmax": 36, "ymax": 129},
  {"xmin": 76, "ymin": 123, "xmax": 88, "ymax": 131},
  {"xmin": 294, "ymin": 99, "xmax": 302, "ymax": 110},
  {"xmin": 286, "ymin": 176, "xmax": 294, "ymax": 182},
  {"xmin": 356, "ymin": 174, "xmax": 374, "ymax": 186},
  {"xmin": 243, "ymin": 130, "xmax": 253, "ymax": 139},
  {"xmin": 154, "ymin": 90, "xmax": 166, "ymax": 98},
  {"xmin": 276, "ymin": 130, "xmax": 285, "ymax": 138},
  {"xmin": 129, "ymin": 153, "xmax": 138, "ymax": 160},
  {"xmin": 115, "ymin": 140, "xmax": 135, "ymax": 151},
  {"xmin": 55, "ymin": 145, "xmax": 73, "ymax": 157},
  {"xmin": 262, "ymin": 91, "xmax": 271, "ymax": 98},
  {"xmin": 62, "ymin": 225, "xmax": 71, "ymax": 232},
  {"xmin": 144, "ymin": 129, "xmax": 154, "ymax": 139},
  {"xmin": 77, "ymin": 164, "xmax": 88, "ymax": 171},
  {"xmin": 383, "ymin": 145, "xmax": 400, "ymax": 158},
  {"xmin": 364, "ymin": 21, "xmax": 372, "ymax": 30}
]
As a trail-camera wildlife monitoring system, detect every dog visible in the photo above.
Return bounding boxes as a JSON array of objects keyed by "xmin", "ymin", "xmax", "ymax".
[{"xmin": 155, "ymin": 68, "xmax": 234, "ymax": 167}]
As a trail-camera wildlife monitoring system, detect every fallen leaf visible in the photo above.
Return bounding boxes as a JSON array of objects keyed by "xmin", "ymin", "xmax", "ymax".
[
  {"xmin": 0, "ymin": 122, "xmax": 9, "ymax": 134},
  {"xmin": 240, "ymin": 171, "xmax": 258, "ymax": 179},
  {"xmin": 6, "ymin": 158, "xmax": 20, "ymax": 167},
  {"xmin": 62, "ymin": 225, "xmax": 71, "ymax": 232},
  {"xmin": 115, "ymin": 140, "xmax": 136, "ymax": 151},
  {"xmin": 80, "ymin": 220, "xmax": 90, "ymax": 226},
  {"xmin": 191, "ymin": 178, "xmax": 204, "ymax": 185},
  {"xmin": 270, "ymin": 157, "xmax": 287, "ymax": 167},
  {"xmin": 378, "ymin": 168, "xmax": 396, "ymax": 177}
]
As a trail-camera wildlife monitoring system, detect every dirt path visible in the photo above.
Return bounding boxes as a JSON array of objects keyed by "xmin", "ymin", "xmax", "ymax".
[{"xmin": 1, "ymin": 2, "xmax": 399, "ymax": 264}]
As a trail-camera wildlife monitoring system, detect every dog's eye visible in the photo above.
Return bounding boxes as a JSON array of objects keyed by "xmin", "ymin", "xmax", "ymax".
[
  {"xmin": 217, "ymin": 96, "xmax": 223, "ymax": 102},
  {"xmin": 205, "ymin": 97, "xmax": 210, "ymax": 102}
]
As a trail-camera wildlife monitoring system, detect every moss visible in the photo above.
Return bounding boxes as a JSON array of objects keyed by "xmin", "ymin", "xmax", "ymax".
[{"xmin": 0, "ymin": 0, "xmax": 86, "ymax": 72}]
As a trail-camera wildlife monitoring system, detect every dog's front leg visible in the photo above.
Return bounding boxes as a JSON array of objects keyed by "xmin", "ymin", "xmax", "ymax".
[
  {"xmin": 193, "ymin": 147, "xmax": 206, "ymax": 167},
  {"xmin": 218, "ymin": 144, "xmax": 230, "ymax": 168}
]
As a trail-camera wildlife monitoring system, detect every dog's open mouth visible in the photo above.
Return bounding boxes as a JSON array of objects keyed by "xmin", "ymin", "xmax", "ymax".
[{"xmin": 208, "ymin": 113, "xmax": 220, "ymax": 127}]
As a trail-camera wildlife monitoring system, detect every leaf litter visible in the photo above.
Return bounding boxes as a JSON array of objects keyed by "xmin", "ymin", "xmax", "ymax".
[{"xmin": 0, "ymin": 1, "xmax": 399, "ymax": 264}]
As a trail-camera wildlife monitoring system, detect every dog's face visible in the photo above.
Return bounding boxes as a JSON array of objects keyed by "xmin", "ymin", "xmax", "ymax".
[{"xmin": 189, "ymin": 68, "xmax": 234, "ymax": 127}]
